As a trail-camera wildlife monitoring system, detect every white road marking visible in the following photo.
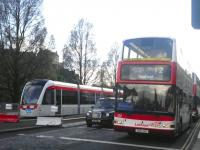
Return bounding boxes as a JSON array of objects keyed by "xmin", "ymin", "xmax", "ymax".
[
  {"xmin": 62, "ymin": 117, "xmax": 85, "ymax": 121},
  {"xmin": 36, "ymin": 135, "xmax": 54, "ymax": 138},
  {"xmin": 21, "ymin": 116, "xmax": 84, "ymax": 122},
  {"xmin": 198, "ymin": 131, "xmax": 200, "ymax": 139},
  {"xmin": 102, "ymin": 128, "xmax": 114, "ymax": 131},
  {"xmin": 59, "ymin": 136, "xmax": 179, "ymax": 150},
  {"xmin": 17, "ymin": 134, "xmax": 25, "ymax": 136}
]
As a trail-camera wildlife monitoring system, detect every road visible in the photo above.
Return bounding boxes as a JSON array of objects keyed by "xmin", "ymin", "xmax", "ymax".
[{"xmin": 0, "ymin": 120, "xmax": 199, "ymax": 150}]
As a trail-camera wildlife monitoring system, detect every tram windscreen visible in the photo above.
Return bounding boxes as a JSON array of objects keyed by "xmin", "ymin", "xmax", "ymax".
[
  {"xmin": 116, "ymin": 84, "xmax": 175, "ymax": 114},
  {"xmin": 121, "ymin": 64, "xmax": 171, "ymax": 81},
  {"xmin": 123, "ymin": 37, "xmax": 173, "ymax": 59},
  {"xmin": 21, "ymin": 83, "xmax": 44, "ymax": 104}
]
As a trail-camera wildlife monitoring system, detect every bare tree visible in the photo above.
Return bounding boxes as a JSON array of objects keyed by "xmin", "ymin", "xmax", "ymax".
[
  {"xmin": 0, "ymin": 0, "xmax": 47, "ymax": 102},
  {"xmin": 94, "ymin": 62, "xmax": 110, "ymax": 87},
  {"xmin": 98, "ymin": 43, "xmax": 121, "ymax": 87},
  {"xmin": 63, "ymin": 18, "xmax": 99, "ymax": 85}
]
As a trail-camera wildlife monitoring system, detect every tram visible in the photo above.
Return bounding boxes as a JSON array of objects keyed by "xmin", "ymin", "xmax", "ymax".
[{"xmin": 20, "ymin": 79, "xmax": 113, "ymax": 117}]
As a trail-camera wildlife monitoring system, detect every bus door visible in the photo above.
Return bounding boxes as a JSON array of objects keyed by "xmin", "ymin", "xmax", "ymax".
[
  {"xmin": 55, "ymin": 90, "xmax": 62, "ymax": 116},
  {"xmin": 176, "ymin": 89, "xmax": 183, "ymax": 133},
  {"xmin": 175, "ymin": 90, "xmax": 180, "ymax": 128}
]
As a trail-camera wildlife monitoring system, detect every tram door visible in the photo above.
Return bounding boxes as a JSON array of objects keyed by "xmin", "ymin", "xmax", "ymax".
[{"xmin": 55, "ymin": 90, "xmax": 62, "ymax": 116}]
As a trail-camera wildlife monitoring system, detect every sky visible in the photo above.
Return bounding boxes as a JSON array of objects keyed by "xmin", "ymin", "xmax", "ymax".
[{"xmin": 42, "ymin": 0, "xmax": 200, "ymax": 77}]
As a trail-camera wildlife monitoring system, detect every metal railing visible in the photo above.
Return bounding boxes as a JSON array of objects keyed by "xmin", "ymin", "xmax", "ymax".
[{"xmin": 0, "ymin": 103, "xmax": 19, "ymax": 115}]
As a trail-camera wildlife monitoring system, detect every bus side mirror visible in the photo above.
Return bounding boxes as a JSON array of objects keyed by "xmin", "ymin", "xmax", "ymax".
[{"xmin": 192, "ymin": 0, "xmax": 200, "ymax": 29}]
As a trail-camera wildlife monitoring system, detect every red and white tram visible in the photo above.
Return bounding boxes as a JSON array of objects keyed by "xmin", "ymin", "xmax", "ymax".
[{"xmin": 20, "ymin": 79, "xmax": 113, "ymax": 117}]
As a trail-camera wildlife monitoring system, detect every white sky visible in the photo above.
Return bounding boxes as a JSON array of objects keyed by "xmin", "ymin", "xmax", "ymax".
[{"xmin": 42, "ymin": 0, "xmax": 200, "ymax": 77}]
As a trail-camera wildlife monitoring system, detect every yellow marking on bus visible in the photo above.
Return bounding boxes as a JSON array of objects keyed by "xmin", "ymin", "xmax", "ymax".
[{"xmin": 124, "ymin": 58, "xmax": 171, "ymax": 61}]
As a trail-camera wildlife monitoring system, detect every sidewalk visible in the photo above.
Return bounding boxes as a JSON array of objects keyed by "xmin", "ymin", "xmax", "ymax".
[
  {"xmin": 192, "ymin": 120, "xmax": 200, "ymax": 150},
  {"xmin": 192, "ymin": 129, "xmax": 200, "ymax": 150},
  {"xmin": 0, "ymin": 115, "xmax": 85, "ymax": 133},
  {"xmin": 192, "ymin": 138, "xmax": 200, "ymax": 150},
  {"xmin": 0, "ymin": 118, "xmax": 37, "ymax": 133}
]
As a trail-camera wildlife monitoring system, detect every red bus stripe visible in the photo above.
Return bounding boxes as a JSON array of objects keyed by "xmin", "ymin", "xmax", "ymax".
[{"xmin": 114, "ymin": 112, "xmax": 175, "ymax": 121}]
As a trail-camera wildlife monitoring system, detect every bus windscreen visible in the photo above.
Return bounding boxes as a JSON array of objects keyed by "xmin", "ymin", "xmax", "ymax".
[
  {"xmin": 121, "ymin": 64, "xmax": 171, "ymax": 81},
  {"xmin": 116, "ymin": 84, "xmax": 175, "ymax": 114},
  {"xmin": 123, "ymin": 37, "xmax": 173, "ymax": 60}
]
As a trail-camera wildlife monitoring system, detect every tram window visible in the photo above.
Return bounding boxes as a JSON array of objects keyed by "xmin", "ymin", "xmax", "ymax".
[
  {"xmin": 62, "ymin": 90, "xmax": 77, "ymax": 104},
  {"xmin": 56, "ymin": 90, "xmax": 61, "ymax": 105},
  {"xmin": 80, "ymin": 92, "xmax": 95, "ymax": 104},
  {"xmin": 96, "ymin": 93, "xmax": 100, "ymax": 100},
  {"xmin": 43, "ymin": 89, "xmax": 54, "ymax": 105}
]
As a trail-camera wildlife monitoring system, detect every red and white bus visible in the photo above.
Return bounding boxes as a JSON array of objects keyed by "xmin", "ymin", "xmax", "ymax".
[
  {"xmin": 20, "ymin": 79, "xmax": 113, "ymax": 117},
  {"xmin": 192, "ymin": 73, "xmax": 200, "ymax": 121},
  {"xmin": 114, "ymin": 37, "xmax": 193, "ymax": 136}
]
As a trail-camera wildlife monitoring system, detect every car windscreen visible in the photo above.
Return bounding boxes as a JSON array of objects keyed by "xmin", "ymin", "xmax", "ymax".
[{"xmin": 94, "ymin": 99, "xmax": 115, "ymax": 109}]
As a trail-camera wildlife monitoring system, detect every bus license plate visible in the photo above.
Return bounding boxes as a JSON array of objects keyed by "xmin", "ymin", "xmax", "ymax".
[{"xmin": 135, "ymin": 129, "xmax": 149, "ymax": 133}]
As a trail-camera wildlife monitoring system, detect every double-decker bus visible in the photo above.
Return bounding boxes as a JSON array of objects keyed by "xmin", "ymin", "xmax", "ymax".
[
  {"xmin": 114, "ymin": 37, "xmax": 193, "ymax": 136},
  {"xmin": 20, "ymin": 79, "xmax": 113, "ymax": 117},
  {"xmin": 192, "ymin": 73, "xmax": 200, "ymax": 121}
]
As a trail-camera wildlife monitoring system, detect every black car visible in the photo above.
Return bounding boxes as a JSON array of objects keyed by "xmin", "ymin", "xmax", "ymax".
[
  {"xmin": 85, "ymin": 97, "xmax": 115, "ymax": 127},
  {"xmin": 192, "ymin": 108, "xmax": 199, "ymax": 121}
]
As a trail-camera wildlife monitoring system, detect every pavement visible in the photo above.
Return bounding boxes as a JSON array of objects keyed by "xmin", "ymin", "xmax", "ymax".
[
  {"xmin": 0, "ymin": 115, "xmax": 85, "ymax": 133},
  {"xmin": 192, "ymin": 137, "xmax": 200, "ymax": 150},
  {"xmin": 192, "ymin": 120, "xmax": 200, "ymax": 150}
]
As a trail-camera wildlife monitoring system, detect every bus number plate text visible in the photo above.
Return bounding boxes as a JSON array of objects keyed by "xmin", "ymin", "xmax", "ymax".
[{"xmin": 135, "ymin": 129, "xmax": 149, "ymax": 133}]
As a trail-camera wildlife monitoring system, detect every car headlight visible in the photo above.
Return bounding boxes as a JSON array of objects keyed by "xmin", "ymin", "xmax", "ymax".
[
  {"xmin": 106, "ymin": 113, "xmax": 110, "ymax": 117},
  {"xmin": 86, "ymin": 111, "xmax": 92, "ymax": 116}
]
